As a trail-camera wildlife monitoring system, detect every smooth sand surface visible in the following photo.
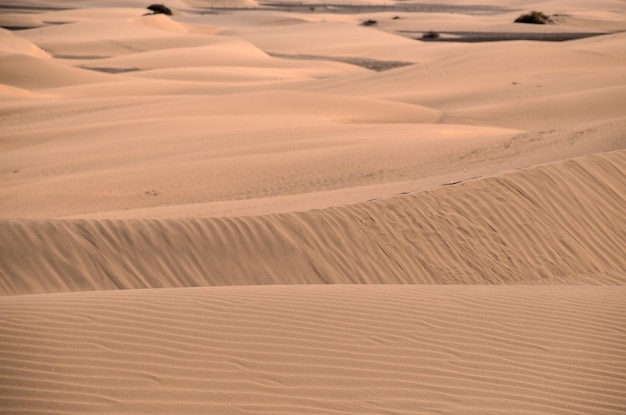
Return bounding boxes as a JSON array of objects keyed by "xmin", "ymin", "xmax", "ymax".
[{"xmin": 1, "ymin": 0, "xmax": 625, "ymax": 413}]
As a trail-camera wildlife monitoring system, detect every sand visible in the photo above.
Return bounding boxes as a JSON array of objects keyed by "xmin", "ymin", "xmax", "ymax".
[{"xmin": 1, "ymin": 0, "xmax": 625, "ymax": 413}]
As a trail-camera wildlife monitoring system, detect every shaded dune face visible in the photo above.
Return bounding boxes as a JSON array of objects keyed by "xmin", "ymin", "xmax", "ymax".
[
  {"xmin": 1, "ymin": 150, "xmax": 625, "ymax": 295},
  {"xmin": 1, "ymin": 1, "xmax": 626, "ymax": 415}
]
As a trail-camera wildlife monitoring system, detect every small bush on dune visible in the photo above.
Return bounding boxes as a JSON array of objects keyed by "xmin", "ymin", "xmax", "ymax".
[
  {"xmin": 515, "ymin": 10, "xmax": 551, "ymax": 24},
  {"xmin": 361, "ymin": 19, "xmax": 377, "ymax": 27},
  {"xmin": 146, "ymin": 4, "xmax": 173, "ymax": 16},
  {"xmin": 422, "ymin": 30, "xmax": 440, "ymax": 39}
]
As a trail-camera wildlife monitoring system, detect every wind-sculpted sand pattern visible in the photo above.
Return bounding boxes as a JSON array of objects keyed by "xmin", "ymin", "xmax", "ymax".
[
  {"xmin": 1, "ymin": 285, "xmax": 625, "ymax": 414},
  {"xmin": 1, "ymin": 150, "xmax": 624, "ymax": 295},
  {"xmin": 1, "ymin": 1, "xmax": 626, "ymax": 413}
]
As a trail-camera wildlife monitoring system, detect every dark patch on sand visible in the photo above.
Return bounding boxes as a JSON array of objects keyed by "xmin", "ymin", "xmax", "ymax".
[
  {"xmin": 406, "ymin": 31, "xmax": 614, "ymax": 42},
  {"xmin": 1, "ymin": 19, "xmax": 71, "ymax": 31},
  {"xmin": 81, "ymin": 67, "xmax": 142, "ymax": 74},
  {"xmin": 261, "ymin": 2, "xmax": 511, "ymax": 14},
  {"xmin": 54, "ymin": 55, "xmax": 110, "ymax": 60},
  {"xmin": 190, "ymin": 2, "xmax": 511, "ymax": 15},
  {"xmin": 0, "ymin": 26, "xmax": 41, "ymax": 30},
  {"xmin": 270, "ymin": 52, "xmax": 413, "ymax": 72}
]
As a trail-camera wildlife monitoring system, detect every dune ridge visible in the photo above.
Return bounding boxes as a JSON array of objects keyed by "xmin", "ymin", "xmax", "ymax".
[{"xmin": 2, "ymin": 150, "xmax": 624, "ymax": 295}]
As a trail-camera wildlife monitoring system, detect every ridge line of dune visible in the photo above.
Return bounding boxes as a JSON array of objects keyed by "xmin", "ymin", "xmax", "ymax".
[{"xmin": 1, "ymin": 150, "xmax": 625, "ymax": 295}]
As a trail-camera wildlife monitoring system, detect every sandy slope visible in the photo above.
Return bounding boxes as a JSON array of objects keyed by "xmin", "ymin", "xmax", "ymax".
[
  {"xmin": 1, "ymin": 0, "xmax": 625, "ymax": 414},
  {"xmin": 1, "ymin": 150, "xmax": 625, "ymax": 295},
  {"xmin": 1, "ymin": 285, "xmax": 625, "ymax": 414},
  {"xmin": 2, "ymin": 3, "xmax": 625, "ymax": 217}
]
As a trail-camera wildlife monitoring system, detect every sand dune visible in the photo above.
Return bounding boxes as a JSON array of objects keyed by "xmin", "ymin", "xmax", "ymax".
[
  {"xmin": 1, "ymin": 285, "xmax": 625, "ymax": 414},
  {"xmin": 0, "ymin": 29, "xmax": 49, "ymax": 58},
  {"xmin": 450, "ymin": 85, "xmax": 626, "ymax": 130},
  {"xmin": 2, "ymin": 150, "xmax": 624, "ymax": 295},
  {"xmin": 1, "ymin": 1, "xmax": 625, "ymax": 414},
  {"xmin": 0, "ymin": 53, "xmax": 115, "ymax": 90}
]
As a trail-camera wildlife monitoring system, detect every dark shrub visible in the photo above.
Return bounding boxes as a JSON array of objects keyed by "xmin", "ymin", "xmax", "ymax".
[
  {"xmin": 147, "ymin": 4, "xmax": 173, "ymax": 15},
  {"xmin": 422, "ymin": 30, "xmax": 440, "ymax": 39},
  {"xmin": 515, "ymin": 11, "xmax": 551, "ymax": 24},
  {"xmin": 361, "ymin": 19, "xmax": 377, "ymax": 27}
]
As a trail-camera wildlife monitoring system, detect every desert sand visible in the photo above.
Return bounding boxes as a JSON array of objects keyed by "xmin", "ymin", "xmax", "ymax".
[{"xmin": 1, "ymin": 0, "xmax": 625, "ymax": 413}]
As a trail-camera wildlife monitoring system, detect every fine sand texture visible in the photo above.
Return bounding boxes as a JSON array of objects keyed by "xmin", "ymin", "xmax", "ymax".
[
  {"xmin": 1, "ymin": 0, "xmax": 625, "ymax": 414},
  {"xmin": 2, "ymin": 285, "xmax": 625, "ymax": 415}
]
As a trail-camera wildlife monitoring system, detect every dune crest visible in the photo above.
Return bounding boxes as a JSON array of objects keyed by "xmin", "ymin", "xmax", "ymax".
[
  {"xmin": 0, "ymin": 28, "xmax": 49, "ymax": 58},
  {"xmin": 0, "ymin": 53, "xmax": 114, "ymax": 90},
  {"xmin": 2, "ymin": 150, "xmax": 624, "ymax": 295}
]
